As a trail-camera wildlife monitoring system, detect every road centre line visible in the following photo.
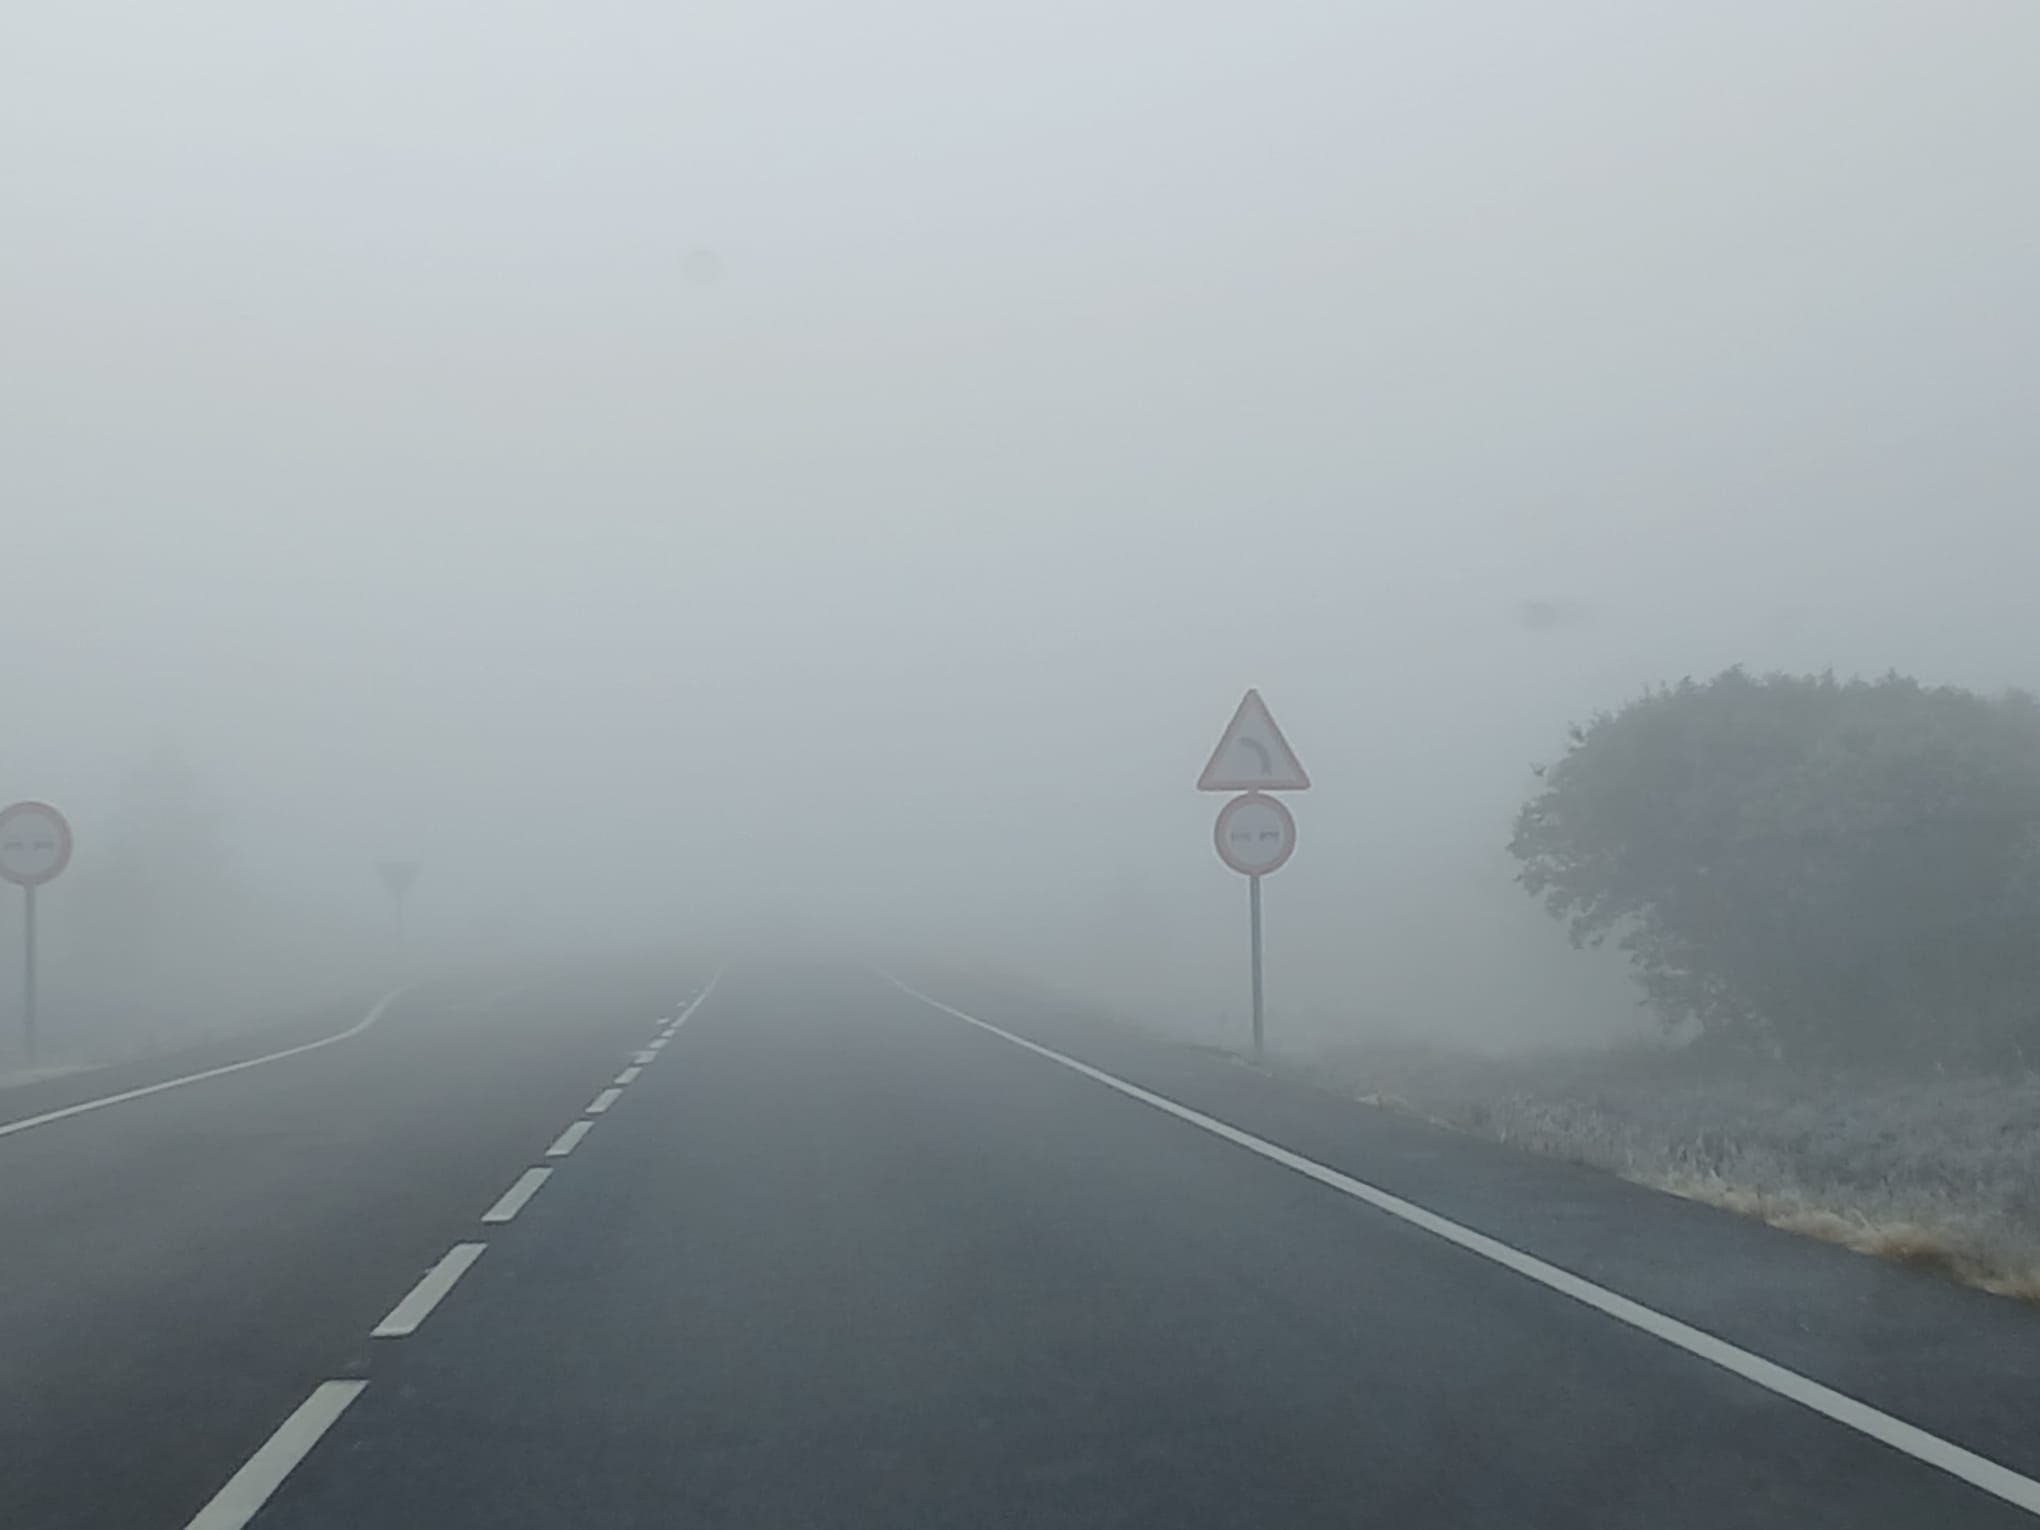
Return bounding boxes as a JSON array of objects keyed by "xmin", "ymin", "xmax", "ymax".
[
  {"xmin": 647, "ymin": 1037, "xmax": 668, "ymax": 1051},
  {"xmin": 0, "ymin": 989, "xmax": 409, "ymax": 1142},
  {"xmin": 675, "ymin": 970, "xmax": 722, "ymax": 1025},
  {"xmin": 481, "ymin": 1167, "xmax": 553, "ymax": 1224},
  {"xmin": 372, "ymin": 1244, "xmax": 486, "ymax": 1338},
  {"xmin": 547, "ymin": 1120, "xmax": 595, "ymax": 1157},
  {"xmin": 183, "ymin": 1380, "xmax": 367, "ymax": 1530},
  {"xmin": 887, "ymin": 975, "xmax": 2040, "ymax": 1521},
  {"xmin": 631, "ymin": 1050, "xmax": 657, "ymax": 1065},
  {"xmin": 586, "ymin": 1087, "xmax": 623, "ymax": 1115},
  {"xmin": 615, "ymin": 1066, "xmax": 642, "ymax": 1085}
]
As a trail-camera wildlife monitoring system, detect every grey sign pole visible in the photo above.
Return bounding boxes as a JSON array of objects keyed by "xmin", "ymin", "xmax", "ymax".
[
  {"xmin": 1248, "ymin": 873, "xmax": 1264, "ymax": 1058},
  {"xmin": 1199, "ymin": 690, "xmax": 1310, "ymax": 1061},
  {"xmin": 0, "ymin": 801, "xmax": 72, "ymax": 1070},
  {"xmin": 22, "ymin": 883, "xmax": 37, "ymax": 1067},
  {"xmin": 1213, "ymin": 792, "xmax": 1294, "ymax": 1057}
]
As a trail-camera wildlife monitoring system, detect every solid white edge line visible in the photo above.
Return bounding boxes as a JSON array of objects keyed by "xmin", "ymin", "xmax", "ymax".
[
  {"xmin": 586, "ymin": 1087, "xmax": 623, "ymax": 1115},
  {"xmin": 614, "ymin": 1066, "xmax": 642, "ymax": 1086},
  {"xmin": 371, "ymin": 1243, "xmax": 487, "ymax": 1338},
  {"xmin": 885, "ymin": 974, "xmax": 2040, "ymax": 1520},
  {"xmin": 182, "ymin": 1380, "xmax": 367, "ymax": 1530},
  {"xmin": 1, "ymin": 989, "xmax": 409, "ymax": 1142},
  {"xmin": 548, "ymin": 1119, "xmax": 596, "ymax": 1156},
  {"xmin": 480, "ymin": 1167, "xmax": 552, "ymax": 1224}
]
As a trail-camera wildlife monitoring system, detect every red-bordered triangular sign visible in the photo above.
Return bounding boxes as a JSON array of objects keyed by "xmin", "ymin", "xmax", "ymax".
[{"xmin": 1197, "ymin": 689, "xmax": 1310, "ymax": 791}]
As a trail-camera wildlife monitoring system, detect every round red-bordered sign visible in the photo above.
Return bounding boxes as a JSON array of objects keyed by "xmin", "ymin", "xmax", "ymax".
[
  {"xmin": 0, "ymin": 801, "xmax": 73, "ymax": 887},
  {"xmin": 1214, "ymin": 792, "xmax": 1296, "ymax": 877}
]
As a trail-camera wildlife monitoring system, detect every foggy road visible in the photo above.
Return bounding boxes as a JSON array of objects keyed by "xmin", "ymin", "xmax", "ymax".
[
  {"xmin": 9, "ymin": 959, "xmax": 2040, "ymax": 1529},
  {"xmin": 12, "ymin": 5, "xmax": 2040, "ymax": 1525}
]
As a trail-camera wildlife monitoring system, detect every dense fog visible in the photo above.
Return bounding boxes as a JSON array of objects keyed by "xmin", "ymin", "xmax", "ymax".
[{"xmin": 5, "ymin": 3, "xmax": 2039, "ymax": 1061}]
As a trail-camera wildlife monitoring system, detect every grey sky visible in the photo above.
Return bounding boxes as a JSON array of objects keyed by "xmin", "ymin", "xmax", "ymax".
[{"xmin": 5, "ymin": 4, "xmax": 2038, "ymax": 1041}]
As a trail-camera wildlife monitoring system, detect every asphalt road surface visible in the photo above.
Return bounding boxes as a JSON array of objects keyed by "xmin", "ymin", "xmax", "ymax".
[{"xmin": 8, "ymin": 956, "xmax": 2040, "ymax": 1528}]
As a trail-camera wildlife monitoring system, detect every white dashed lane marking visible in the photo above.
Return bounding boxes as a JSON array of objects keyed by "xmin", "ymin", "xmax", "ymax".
[
  {"xmin": 182, "ymin": 1381, "xmax": 367, "ymax": 1530},
  {"xmin": 480, "ymin": 1167, "xmax": 553, "ymax": 1224},
  {"xmin": 614, "ymin": 1066, "xmax": 642, "ymax": 1086},
  {"xmin": 183, "ymin": 970, "xmax": 732, "ymax": 1530},
  {"xmin": 372, "ymin": 1244, "xmax": 486, "ymax": 1338},
  {"xmin": 547, "ymin": 1120, "xmax": 595, "ymax": 1157}
]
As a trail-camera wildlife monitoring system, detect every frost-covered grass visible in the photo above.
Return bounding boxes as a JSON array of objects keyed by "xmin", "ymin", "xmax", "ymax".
[{"xmin": 1293, "ymin": 1041, "xmax": 2040, "ymax": 1300}]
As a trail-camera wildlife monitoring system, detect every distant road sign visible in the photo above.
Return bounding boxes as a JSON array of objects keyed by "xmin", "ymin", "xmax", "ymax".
[
  {"xmin": 1198, "ymin": 690, "xmax": 1310, "ymax": 791},
  {"xmin": 1214, "ymin": 792, "xmax": 1296, "ymax": 876},
  {"xmin": 377, "ymin": 860, "xmax": 422, "ymax": 900},
  {"xmin": 0, "ymin": 802, "xmax": 72, "ymax": 887}
]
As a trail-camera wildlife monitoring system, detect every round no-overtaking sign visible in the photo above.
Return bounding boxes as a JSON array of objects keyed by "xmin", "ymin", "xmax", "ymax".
[
  {"xmin": 0, "ymin": 801, "xmax": 73, "ymax": 887},
  {"xmin": 1213, "ymin": 792, "xmax": 1296, "ymax": 877}
]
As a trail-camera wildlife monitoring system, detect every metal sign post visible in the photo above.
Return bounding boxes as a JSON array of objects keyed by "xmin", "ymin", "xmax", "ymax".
[
  {"xmin": 0, "ymin": 801, "xmax": 75, "ymax": 1067},
  {"xmin": 1249, "ymin": 873, "xmax": 1264, "ymax": 1055},
  {"xmin": 23, "ymin": 883, "xmax": 36, "ymax": 1064},
  {"xmin": 1200, "ymin": 692, "xmax": 1308, "ymax": 1058},
  {"xmin": 1213, "ymin": 789, "xmax": 1297, "ymax": 1055}
]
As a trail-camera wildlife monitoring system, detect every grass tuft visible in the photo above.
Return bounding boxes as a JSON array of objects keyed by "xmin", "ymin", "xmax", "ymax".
[{"xmin": 1305, "ymin": 1042, "xmax": 2040, "ymax": 1303}]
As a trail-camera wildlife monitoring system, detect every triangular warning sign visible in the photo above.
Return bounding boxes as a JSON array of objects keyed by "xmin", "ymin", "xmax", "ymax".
[{"xmin": 1197, "ymin": 689, "xmax": 1310, "ymax": 791}]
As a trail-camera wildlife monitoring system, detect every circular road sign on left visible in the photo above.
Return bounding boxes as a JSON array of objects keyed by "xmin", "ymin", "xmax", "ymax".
[
  {"xmin": 1214, "ymin": 792, "xmax": 1296, "ymax": 877},
  {"xmin": 0, "ymin": 801, "xmax": 73, "ymax": 887}
]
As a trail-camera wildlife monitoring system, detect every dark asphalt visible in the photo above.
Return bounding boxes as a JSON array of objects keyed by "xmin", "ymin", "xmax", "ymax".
[
  {"xmin": 0, "ymin": 961, "xmax": 684, "ymax": 1530},
  {"xmin": 8, "ymin": 957, "xmax": 2040, "ymax": 1527}
]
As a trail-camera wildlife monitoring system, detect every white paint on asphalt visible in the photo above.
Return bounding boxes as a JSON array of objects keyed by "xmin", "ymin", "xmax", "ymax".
[
  {"xmin": 0, "ymin": 990, "xmax": 409, "ymax": 1143},
  {"xmin": 481, "ymin": 1167, "xmax": 553, "ymax": 1224},
  {"xmin": 615, "ymin": 1066, "xmax": 642, "ymax": 1085},
  {"xmin": 669, "ymin": 971, "xmax": 721, "ymax": 1023},
  {"xmin": 183, "ymin": 1379, "xmax": 367, "ymax": 1530},
  {"xmin": 547, "ymin": 1120, "xmax": 595, "ymax": 1157},
  {"xmin": 371, "ymin": 1243, "xmax": 486, "ymax": 1338},
  {"xmin": 587, "ymin": 1087, "xmax": 623, "ymax": 1115},
  {"xmin": 647, "ymin": 1037, "xmax": 669, "ymax": 1052},
  {"xmin": 892, "ymin": 977, "xmax": 2040, "ymax": 1522},
  {"xmin": 632, "ymin": 1050, "xmax": 657, "ymax": 1065}
]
